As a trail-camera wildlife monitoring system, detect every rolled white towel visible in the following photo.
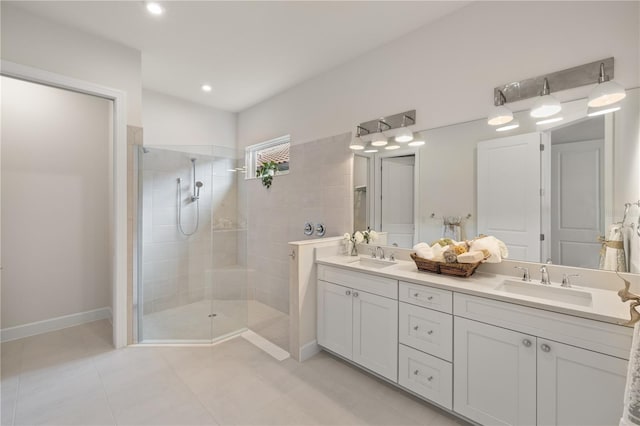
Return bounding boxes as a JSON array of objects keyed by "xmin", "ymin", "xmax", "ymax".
[{"xmin": 413, "ymin": 242, "xmax": 429, "ymax": 250}]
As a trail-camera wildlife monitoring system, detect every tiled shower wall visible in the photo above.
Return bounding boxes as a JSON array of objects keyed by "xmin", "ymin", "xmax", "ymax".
[
  {"xmin": 140, "ymin": 148, "xmax": 244, "ymax": 315},
  {"xmin": 245, "ymin": 132, "xmax": 353, "ymax": 313}
]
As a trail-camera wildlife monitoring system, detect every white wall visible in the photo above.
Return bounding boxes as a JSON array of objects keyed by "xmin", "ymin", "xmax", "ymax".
[
  {"xmin": 1, "ymin": 77, "xmax": 111, "ymax": 328},
  {"xmin": 0, "ymin": 4, "xmax": 142, "ymax": 126},
  {"xmin": 143, "ymin": 89, "xmax": 237, "ymax": 149},
  {"xmin": 238, "ymin": 1, "xmax": 639, "ymax": 148}
]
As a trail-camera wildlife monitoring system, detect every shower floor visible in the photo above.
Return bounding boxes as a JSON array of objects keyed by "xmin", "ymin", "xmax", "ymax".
[{"xmin": 142, "ymin": 299, "xmax": 289, "ymax": 350}]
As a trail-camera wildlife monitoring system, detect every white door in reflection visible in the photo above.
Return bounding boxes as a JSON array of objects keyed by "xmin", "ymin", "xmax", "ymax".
[
  {"xmin": 477, "ymin": 133, "xmax": 542, "ymax": 261},
  {"xmin": 381, "ymin": 155, "xmax": 415, "ymax": 247}
]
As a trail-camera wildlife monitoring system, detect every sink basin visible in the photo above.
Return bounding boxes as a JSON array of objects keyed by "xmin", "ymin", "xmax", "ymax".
[
  {"xmin": 353, "ymin": 256, "xmax": 398, "ymax": 269},
  {"xmin": 495, "ymin": 279, "xmax": 593, "ymax": 307}
]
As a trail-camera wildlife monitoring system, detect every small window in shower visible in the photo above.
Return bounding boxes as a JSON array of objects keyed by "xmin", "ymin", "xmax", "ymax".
[{"xmin": 245, "ymin": 135, "xmax": 290, "ymax": 179}]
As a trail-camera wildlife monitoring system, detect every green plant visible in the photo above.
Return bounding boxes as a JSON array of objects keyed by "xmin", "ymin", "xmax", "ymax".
[{"xmin": 256, "ymin": 161, "xmax": 279, "ymax": 188}]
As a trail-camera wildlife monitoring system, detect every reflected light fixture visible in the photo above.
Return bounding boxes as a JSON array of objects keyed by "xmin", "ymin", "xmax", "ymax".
[
  {"xmin": 349, "ymin": 126, "xmax": 368, "ymax": 150},
  {"xmin": 201, "ymin": 84, "xmax": 212, "ymax": 92},
  {"xmin": 370, "ymin": 120, "xmax": 391, "ymax": 147},
  {"xmin": 536, "ymin": 116, "xmax": 563, "ymax": 125},
  {"xmin": 588, "ymin": 62, "xmax": 626, "ymax": 108},
  {"xmin": 408, "ymin": 138, "xmax": 425, "ymax": 147},
  {"xmin": 385, "ymin": 141, "xmax": 400, "ymax": 150},
  {"xmin": 487, "ymin": 91, "xmax": 513, "ymax": 126},
  {"xmin": 587, "ymin": 104, "xmax": 621, "ymax": 117},
  {"xmin": 395, "ymin": 114, "xmax": 415, "ymax": 143},
  {"xmin": 530, "ymin": 78, "xmax": 562, "ymax": 118},
  {"xmin": 363, "ymin": 143, "xmax": 378, "ymax": 153},
  {"xmin": 496, "ymin": 119, "xmax": 520, "ymax": 132},
  {"xmin": 146, "ymin": 2, "xmax": 164, "ymax": 15}
]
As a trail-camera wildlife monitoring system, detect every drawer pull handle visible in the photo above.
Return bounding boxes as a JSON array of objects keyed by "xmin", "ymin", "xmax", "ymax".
[
  {"xmin": 345, "ymin": 290, "xmax": 351, "ymax": 296},
  {"xmin": 413, "ymin": 292, "xmax": 420, "ymax": 297},
  {"xmin": 427, "ymin": 330, "xmax": 433, "ymax": 335},
  {"xmin": 427, "ymin": 296, "xmax": 434, "ymax": 301},
  {"xmin": 413, "ymin": 325, "xmax": 419, "ymax": 331},
  {"xmin": 413, "ymin": 369, "xmax": 419, "ymax": 375},
  {"xmin": 541, "ymin": 343, "xmax": 551, "ymax": 353},
  {"xmin": 353, "ymin": 292, "xmax": 359, "ymax": 297},
  {"xmin": 427, "ymin": 376, "xmax": 434, "ymax": 381},
  {"xmin": 522, "ymin": 339, "xmax": 532, "ymax": 347}
]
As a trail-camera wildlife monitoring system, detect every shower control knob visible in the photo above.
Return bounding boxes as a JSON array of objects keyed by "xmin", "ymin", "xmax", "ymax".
[
  {"xmin": 345, "ymin": 290, "xmax": 351, "ymax": 296},
  {"xmin": 304, "ymin": 222, "xmax": 314, "ymax": 236}
]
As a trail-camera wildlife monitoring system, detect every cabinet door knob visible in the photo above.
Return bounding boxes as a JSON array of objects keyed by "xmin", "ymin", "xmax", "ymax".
[
  {"xmin": 427, "ymin": 376, "xmax": 434, "ymax": 382},
  {"xmin": 427, "ymin": 296, "xmax": 434, "ymax": 301},
  {"xmin": 413, "ymin": 325, "xmax": 419, "ymax": 331},
  {"xmin": 353, "ymin": 292, "xmax": 359, "ymax": 297},
  {"xmin": 541, "ymin": 343, "xmax": 551, "ymax": 353},
  {"xmin": 427, "ymin": 330, "xmax": 433, "ymax": 335},
  {"xmin": 345, "ymin": 290, "xmax": 351, "ymax": 296},
  {"xmin": 414, "ymin": 292, "xmax": 420, "ymax": 297},
  {"xmin": 413, "ymin": 369, "xmax": 419, "ymax": 375},
  {"xmin": 522, "ymin": 339, "xmax": 532, "ymax": 347}
]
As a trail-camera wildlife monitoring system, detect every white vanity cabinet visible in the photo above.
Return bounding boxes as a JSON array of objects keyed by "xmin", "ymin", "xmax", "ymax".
[
  {"xmin": 454, "ymin": 293, "xmax": 630, "ymax": 426},
  {"xmin": 317, "ymin": 265, "xmax": 398, "ymax": 382}
]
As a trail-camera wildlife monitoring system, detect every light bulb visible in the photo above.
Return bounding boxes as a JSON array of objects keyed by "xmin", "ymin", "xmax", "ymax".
[
  {"xmin": 395, "ymin": 128, "xmax": 413, "ymax": 143},
  {"xmin": 488, "ymin": 105, "xmax": 514, "ymax": 126},
  {"xmin": 201, "ymin": 84, "xmax": 212, "ymax": 92},
  {"xmin": 349, "ymin": 137, "xmax": 365, "ymax": 150},
  {"xmin": 146, "ymin": 2, "xmax": 164, "ymax": 15},
  {"xmin": 370, "ymin": 133, "xmax": 388, "ymax": 147},
  {"xmin": 530, "ymin": 95, "xmax": 562, "ymax": 118},
  {"xmin": 588, "ymin": 80, "xmax": 626, "ymax": 107}
]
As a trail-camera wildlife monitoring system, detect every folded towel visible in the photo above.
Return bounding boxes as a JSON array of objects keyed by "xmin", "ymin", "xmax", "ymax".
[
  {"xmin": 469, "ymin": 236, "xmax": 507, "ymax": 263},
  {"xmin": 415, "ymin": 248, "xmax": 432, "ymax": 259},
  {"xmin": 457, "ymin": 251, "xmax": 485, "ymax": 264},
  {"xmin": 413, "ymin": 242, "xmax": 430, "ymax": 250}
]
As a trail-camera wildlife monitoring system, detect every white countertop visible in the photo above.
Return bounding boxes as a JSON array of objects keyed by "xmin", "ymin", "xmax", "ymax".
[{"xmin": 317, "ymin": 255, "xmax": 631, "ymax": 326}]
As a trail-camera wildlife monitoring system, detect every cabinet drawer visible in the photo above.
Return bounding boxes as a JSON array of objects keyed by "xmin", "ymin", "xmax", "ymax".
[
  {"xmin": 398, "ymin": 344, "xmax": 452, "ymax": 410},
  {"xmin": 399, "ymin": 281, "xmax": 452, "ymax": 313},
  {"xmin": 318, "ymin": 265, "xmax": 397, "ymax": 299},
  {"xmin": 454, "ymin": 293, "xmax": 633, "ymax": 359},
  {"xmin": 399, "ymin": 302, "xmax": 452, "ymax": 361}
]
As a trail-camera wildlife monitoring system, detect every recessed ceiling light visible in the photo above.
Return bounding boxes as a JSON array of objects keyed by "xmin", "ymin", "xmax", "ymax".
[
  {"xmin": 146, "ymin": 2, "xmax": 164, "ymax": 15},
  {"xmin": 201, "ymin": 84, "xmax": 212, "ymax": 93}
]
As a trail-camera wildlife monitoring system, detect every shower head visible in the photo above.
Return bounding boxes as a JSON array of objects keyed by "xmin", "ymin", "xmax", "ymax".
[
  {"xmin": 195, "ymin": 181, "xmax": 203, "ymax": 188},
  {"xmin": 191, "ymin": 158, "xmax": 197, "ymax": 163},
  {"xmin": 195, "ymin": 181, "xmax": 203, "ymax": 199}
]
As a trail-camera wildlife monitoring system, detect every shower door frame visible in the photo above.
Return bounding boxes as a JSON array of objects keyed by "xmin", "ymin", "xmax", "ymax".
[{"xmin": 0, "ymin": 60, "xmax": 129, "ymax": 348}]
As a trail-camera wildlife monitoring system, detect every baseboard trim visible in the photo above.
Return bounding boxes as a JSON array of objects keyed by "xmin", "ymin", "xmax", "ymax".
[
  {"xmin": 1, "ymin": 307, "xmax": 112, "ymax": 342},
  {"xmin": 299, "ymin": 340, "xmax": 320, "ymax": 361}
]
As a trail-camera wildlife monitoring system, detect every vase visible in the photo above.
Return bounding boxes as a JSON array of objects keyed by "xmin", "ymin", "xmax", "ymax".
[{"xmin": 350, "ymin": 241, "xmax": 358, "ymax": 256}]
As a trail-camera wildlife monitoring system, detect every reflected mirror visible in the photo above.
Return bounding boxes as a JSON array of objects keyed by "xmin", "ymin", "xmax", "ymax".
[{"xmin": 355, "ymin": 88, "xmax": 640, "ymax": 273}]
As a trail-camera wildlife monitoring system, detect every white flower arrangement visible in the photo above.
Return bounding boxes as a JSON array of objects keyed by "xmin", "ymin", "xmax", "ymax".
[{"xmin": 344, "ymin": 228, "xmax": 379, "ymax": 245}]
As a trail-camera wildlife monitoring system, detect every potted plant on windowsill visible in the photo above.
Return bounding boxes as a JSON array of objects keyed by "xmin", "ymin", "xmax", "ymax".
[{"xmin": 256, "ymin": 161, "xmax": 279, "ymax": 188}]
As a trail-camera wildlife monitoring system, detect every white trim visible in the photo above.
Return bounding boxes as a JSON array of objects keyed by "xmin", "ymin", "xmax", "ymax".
[
  {"xmin": 0, "ymin": 308, "xmax": 111, "ymax": 342},
  {"xmin": 299, "ymin": 340, "xmax": 321, "ymax": 361},
  {"xmin": 242, "ymin": 330, "xmax": 290, "ymax": 361},
  {"xmin": 1, "ymin": 60, "xmax": 128, "ymax": 348}
]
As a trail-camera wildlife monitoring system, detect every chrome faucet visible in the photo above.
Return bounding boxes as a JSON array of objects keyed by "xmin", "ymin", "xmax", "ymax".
[
  {"xmin": 375, "ymin": 246, "xmax": 385, "ymax": 260},
  {"xmin": 561, "ymin": 273, "xmax": 580, "ymax": 288},
  {"xmin": 540, "ymin": 265, "xmax": 551, "ymax": 285},
  {"xmin": 514, "ymin": 266, "xmax": 531, "ymax": 282}
]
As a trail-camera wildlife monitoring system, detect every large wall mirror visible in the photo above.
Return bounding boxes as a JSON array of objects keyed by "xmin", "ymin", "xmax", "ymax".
[{"xmin": 355, "ymin": 88, "xmax": 640, "ymax": 274}]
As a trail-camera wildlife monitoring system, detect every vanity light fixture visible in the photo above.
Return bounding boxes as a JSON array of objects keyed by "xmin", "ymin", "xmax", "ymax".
[
  {"xmin": 349, "ymin": 126, "xmax": 368, "ymax": 150},
  {"xmin": 201, "ymin": 84, "xmax": 212, "ymax": 92},
  {"xmin": 370, "ymin": 120, "xmax": 391, "ymax": 147},
  {"xmin": 496, "ymin": 119, "xmax": 520, "ymax": 132},
  {"xmin": 588, "ymin": 62, "xmax": 626, "ymax": 108},
  {"xmin": 395, "ymin": 114, "xmax": 415, "ymax": 143},
  {"xmin": 530, "ymin": 78, "xmax": 562, "ymax": 118},
  {"xmin": 587, "ymin": 104, "xmax": 621, "ymax": 117},
  {"xmin": 146, "ymin": 2, "xmax": 164, "ymax": 15},
  {"xmin": 487, "ymin": 91, "xmax": 513, "ymax": 126}
]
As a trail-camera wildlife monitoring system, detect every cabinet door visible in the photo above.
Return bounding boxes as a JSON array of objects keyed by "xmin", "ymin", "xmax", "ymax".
[
  {"xmin": 317, "ymin": 280, "xmax": 353, "ymax": 359},
  {"xmin": 353, "ymin": 290, "xmax": 398, "ymax": 382},
  {"xmin": 454, "ymin": 317, "xmax": 536, "ymax": 426},
  {"xmin": 537, "ymin": 339, "xmax": 627, "ymax": 426}
]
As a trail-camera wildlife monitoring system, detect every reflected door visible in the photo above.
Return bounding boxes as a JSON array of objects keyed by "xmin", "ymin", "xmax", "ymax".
[
  {"xmin": 477, "ymin": 133, "xmax": 542, "ymax": 261},
  {"xmin": 550, "ymin": 139, "xmax": 604, "ymax": 268},
  {"xmin": 381, "ymin": 156, "xmax": 415, "ymax": 247}
]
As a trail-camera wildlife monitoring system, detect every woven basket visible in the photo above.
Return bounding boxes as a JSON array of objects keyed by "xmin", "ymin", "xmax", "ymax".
[{"xmin": 410, "ymin": 253, "xmax": 488, "ymax": 278}]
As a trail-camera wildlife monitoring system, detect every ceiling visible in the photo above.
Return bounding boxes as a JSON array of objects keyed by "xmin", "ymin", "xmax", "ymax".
[{"xmin": 11, "ymin": 1, "xmax": 469, "ymax": 112}]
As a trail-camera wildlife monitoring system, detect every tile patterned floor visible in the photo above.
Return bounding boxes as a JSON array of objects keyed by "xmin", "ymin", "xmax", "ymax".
[{"xmin": 1, "ymin": 320, "xmax": 469, "ymax": 425}]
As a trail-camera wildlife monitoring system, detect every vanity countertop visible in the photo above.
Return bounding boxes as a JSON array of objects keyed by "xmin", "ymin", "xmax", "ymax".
[{"xmin": 316, "ymin": 255, "xmax": 631, "ymax": 326}]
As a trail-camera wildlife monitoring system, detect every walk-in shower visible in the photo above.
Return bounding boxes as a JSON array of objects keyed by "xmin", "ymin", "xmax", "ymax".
[{"xmin": 135, "ymin": 145, "xmax": 249, "ymax": 343}]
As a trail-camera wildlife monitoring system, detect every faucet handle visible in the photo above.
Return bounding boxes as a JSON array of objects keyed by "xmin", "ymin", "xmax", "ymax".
[
  {"xmin": 371, "ymin": 248, "xmax": 377, "ymax": 258},
  {"xmin": 561, "ymin": 273, "xmax": 580, "ymax": 288},
  {"xmin": 514, "ymin": 266, "xmax": 531, "ymax": 282},
  {"xmin": 389, "ymin": 252, "xmax": 396, "ymax": 261}
]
